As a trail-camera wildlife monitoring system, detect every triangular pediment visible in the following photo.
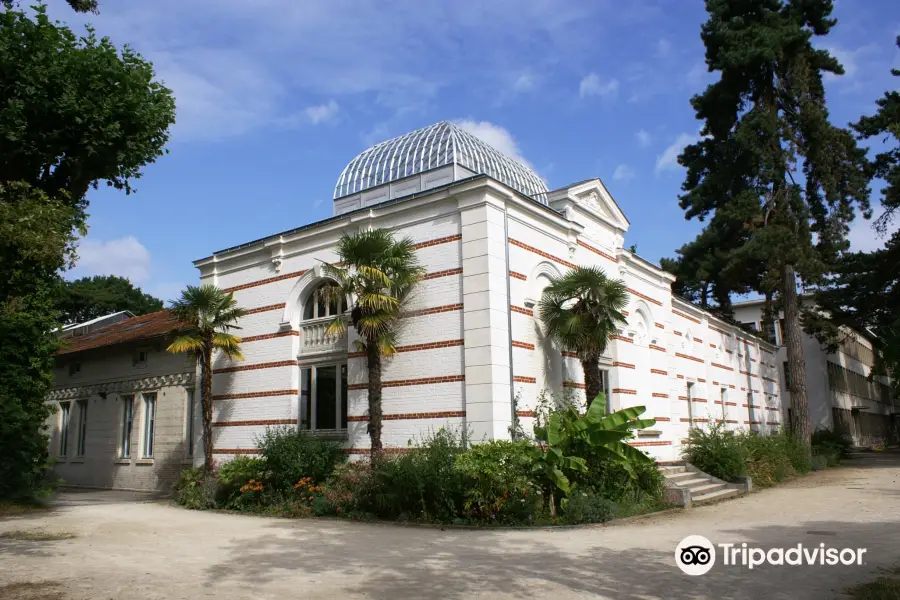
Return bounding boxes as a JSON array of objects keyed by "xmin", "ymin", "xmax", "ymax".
[{"xmin": 557, "ymin": 179, "xmax": 630, "ymax": 232}]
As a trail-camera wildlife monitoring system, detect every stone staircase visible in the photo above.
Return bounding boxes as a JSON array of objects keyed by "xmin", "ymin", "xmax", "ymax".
[{"xmin": 659, "ymin": 462, "xmax": 742, "ymax": 506}]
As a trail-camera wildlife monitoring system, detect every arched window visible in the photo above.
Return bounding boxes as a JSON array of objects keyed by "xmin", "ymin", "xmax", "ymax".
[
  {"xmin": 302, "ymin": 282, "xmax": 347, "ymax": 321},
  {"xmin": 631, "ymin": 309, "xmax": 650, "ymax": 346}
]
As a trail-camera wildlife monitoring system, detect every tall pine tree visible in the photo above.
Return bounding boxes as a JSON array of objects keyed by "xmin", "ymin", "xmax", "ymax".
[{"xmin": 676, "ymin": 0, "xmax": 870, "ymax": 447}]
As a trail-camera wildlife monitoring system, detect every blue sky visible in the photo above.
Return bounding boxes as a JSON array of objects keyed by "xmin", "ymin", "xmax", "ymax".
[{"xmin": 48, "ymin": 0, "xmax": 900, "ymax": 302}]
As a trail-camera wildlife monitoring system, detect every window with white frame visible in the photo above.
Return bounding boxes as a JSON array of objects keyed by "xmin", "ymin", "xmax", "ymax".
[
  {"xmin": 300, "ymin": 364, "xmax": 348, "ymax": 431},
  {"xmin": 120, "ymin": 395, "xmax": 134, "ymax": 458},
  {"xmin": 59, "ymin": 401, "xmax": 71, "ymax": 457},
  {"xmin": 303, "ymin": 282, "xmax": 346, "ymax": 321},
  {"xmin": 720, "ymin": 388, "xmax": 727, "ymax": 423},
  {"xmin": 186, "ymin": 389, "xmax": 195, "ymax": 457},
  {"xmin": 76, "ymin": 399, "xmax": 88, "ymax": 456},
  {"xmin": 686, "ymin": 382, "xmax": 695, "ymax": 426},
  {"xmin": 142, "ymin": 393, "xmax": 156, "ymax": 458}
]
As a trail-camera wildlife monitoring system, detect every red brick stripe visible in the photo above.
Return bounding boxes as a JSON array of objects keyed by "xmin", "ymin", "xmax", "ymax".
[
  {"xmin": 344, "ymin": 448, "xmax": 411, "ymax": 455},
  {"xmin": 413, "ymin": 234, "xmax": 461, "ymax": 250},
  {"xmin": 709, "ymin": 343, "xmax": 717, "ymax": 348},
  {"xmin": 562, "ymin": 351, "xmax": 579, "ymax": 359},
  {"xmin": 652, "ymin": 393, "xmax": 669, "ymax": 398},
  {"xmin": 726, "ymin": 402, "xmax": 737, "ymax": 406},
  {"xmin": 516, "ymin": 410, "xmax": 535, "ymax": 418},
  {"xmin": 681, "ymin": 418, "xmax": 709, "ymax": 423},
  {"xmin": 511, "ymin": 305, "xmax": 534, "ymax": 316},
  {"xmin": 423, "ymin": 268, "xmax": 462, "ymax": 280},
  {"xmin": 676, "ymin": 374, "xmax": 685, "ymax": 380},
  {"xmin": 709, "ymin": 325, "xmax": 728, "ymax": 335},
  {"xmin": 242, "ymin": 330, "xmax": 300, "ymax": 343},
  {"xmin": 214, "ymin": 360, "xmax": 296, "ymax": 374},
  {"xmin": 577, "ymin": 239, "xmax": 617, "ymax": 262},
  {"xmin": 651, "ymin": 369, "xmax": 668, "ymax": 376},
  {"xmin": 212, "ymin": 389, "xmax": 298, "ymax": 401},
  {"xmin": 563, "ymin": 381, "xmax": 585, "ymax": 389},
  {"xmin": 404, "ymin": 303, "xmax": 463, "ymax": 318},
  {"xmin": 674, "ymin": 331, "xmax": 683, "ymax": 336},
  {"xmin": 675, "ymin": 352, "xmax": 704, "ymax": 363},
  {"xmin": 711, "ymin": 362, "xmax": 733, "ymax": 371},
  {"xmin": 650, "ymin": 344, "xmax": 666, "ymax": 353},
  {"xmin": 396, "ymin": 339, "xmax": 464, "ymax": 353},
  {"xmin": 348, "ymin": 351, "xmax": 366, "ymax": 358},
  {"xmin": 348, "ymin": 411, "xmax": 465, "ymax": 422},
  {"xmin": 512, "ymin": 340, "xmax": 535, "ymax": 350},
  {"xmin": 629, "ymin": 440, "xmax": 672, "ymax": 447},
  {"xmin": 655, "ymin": 322, "xmax": 665, "ymax": 329},
  {"xmin": 613, "ymin": 388, "xmax": 637, "ymax": 395},
  {"xmin": 245, "ymin": 303, "xmax": 287, "ymax": 315},
  {"xmin": 211, "ymin": 448, "xmax": 263, "ymax": 455},
  {"xmin": 513, "ymin": 376, "xmax": 537, "ymax": 383},
  {"xmin": 613, "ymin": 361, "xmax": 635, "ymax": 369},
  {"xmin": 213, "ymin": 419, "xmax": 295, "ymax": 427},
  {"xmin": 509, "ymin": 238, "xmax": 576, "ymax": 269},
  {"xmin": 654, "ymin": 416, "xmax": 671, "ymax": 422},
  {"xmin": 762, "ymin": 376, "xmax": 777, "ymax": 383},
  {"xmin": 348, "ymin": 375, "xmax": 465, "ymax": 390},
  {"xmin": 672, "ymin": 309, "xmax": 701, "ymax": 324},
  {"xmin": 610, "ymin": 335, "xmax": 634, "ymax": 343},
  {"xmin": 626, "ymin": 287, "xmax": 664, "ymax": 307},
  {"xmin": 698, "ymin": 378, "xmax": 706, "ymax": 383},
  {"xmin": 224, "ymin": 269, "xmax": 309, "ymax": 293},
  {"xmin": 509, "ymin": 271, "xmax": 528, "ymax": 281}
]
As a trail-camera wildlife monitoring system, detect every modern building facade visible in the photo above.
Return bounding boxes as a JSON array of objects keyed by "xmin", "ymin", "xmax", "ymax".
[
  {"xmin": 193, "ymin": 121, "xmax": 782, "ymax": 464},
  {"xmin": 48, "ymin": 311, "xmax": 198, "ymax": 491},
  {"xmin": 733, "ymin": 299, "xmax": 897, "ymax": 446}
]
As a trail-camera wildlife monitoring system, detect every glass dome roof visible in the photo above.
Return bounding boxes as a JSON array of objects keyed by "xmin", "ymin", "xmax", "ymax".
[{"xmin": 333, "ymin": 121, "xmax": 548, "ymax": 201}]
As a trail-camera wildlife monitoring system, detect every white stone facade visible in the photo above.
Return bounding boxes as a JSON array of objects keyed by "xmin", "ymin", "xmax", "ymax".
[{"xmin": 196, "ymin": 174, "xmax": 782, "ymax": 464}]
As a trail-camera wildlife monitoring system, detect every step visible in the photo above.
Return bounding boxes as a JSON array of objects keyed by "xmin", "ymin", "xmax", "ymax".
[
  {"xmin": 663, "ymin": 471, "xmax": 695, "ymax": 481},
  {"xmin": 687, "ymin": 482, "xmax": 727, "ymax": 495},
  {"xmin": 659, "ymin": 465, "xmax": 686, "ymax": 475},
  {"xmin": 674, "ymin": 477, "xmax": 710, "ymax": 488},
  {"xmin": 692, "ymin": 488, "xmax": 739, "ymax": 504}
]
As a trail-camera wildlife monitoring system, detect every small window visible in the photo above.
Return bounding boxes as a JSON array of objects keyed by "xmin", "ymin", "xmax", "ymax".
[
  {"xmin": 132, "ymin": 348, "xmax": 149, "ymax": 369},
  {"xmin": 142, "ymin": 393, "xmax": 156, "ymax": 458},
  {"xmin": 120, "ymin": 395, "xmax": 134, "ymax": 458},
  {"xmin": 59, "ymin": 402, "xmax": 71, "ymax": 457},
  {"xmin": 76, "ymin": 399, "xmax": 88, "ymax": 456},
  {"xmin": 186, "ymin": 389, "xmax": 195, "ymax": 457},
  {"xmin": 142, "ymin": 394, "xmax": 157, "ymax": 458},
  {"xmin": 302, "ymin": 283, "xmax": 347, "ymax": 321},
  {"xmin": 69, "ymin": 362, "xmax": 81, "ymax": 377},
  {"xmin": 721, "ymin": 388, "xmax": 727, "ymax": 422}
]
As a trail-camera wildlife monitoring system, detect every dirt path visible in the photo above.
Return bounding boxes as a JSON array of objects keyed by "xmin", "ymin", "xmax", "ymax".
[{"xmin": 2, "ymin": 452, "xmax": 899, "ymax": 600}]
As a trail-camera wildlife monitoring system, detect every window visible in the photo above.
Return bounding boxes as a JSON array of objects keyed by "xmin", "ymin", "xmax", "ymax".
[
  {"xmin": 76, "ymin": 399, "xmax": 88, "ymax": 456},
  {"xmin": 142, "ymin": 393, "xmax": 156, "ymax": 458},
  {"xmin": 120, "ymin": 395, "xmax": 134, "ymax": 458},
  {"xmin": 777, "ymin": 319, "xmax": 786, "ymax": 345},
  {"xmin": 762, "ymin": 321, "xmax": 777, "ymax": 345},
  {"xmin": 827, "ymin": 361, "xmax": 877, "ymax": 400},
  {"xmin": 599, "ymin": 369, "xmax": 611, "ymax": 413},
  {"xmin": 132, "ymin": 348, "xmax": 149, "ymax": 369},
  {"xmin": 686, "ymin": 383, "xmax": 695, "ymax": 426},
  {"xmin": 742, "ymin": 322, "xmax": 759, "ymax": 332},
  {"xmin": 300, "ymin": 363, "xmax": 348, "ymax": 431},
  {"xmin": 186, "ymin": 389, "xmax": 195, "ymax": 457},
  {"xmin": 302, "ymin": 283, "xmax": 347, "ymax": 321},
  {"xmin": 721, "ymin": 388, "xmax": 727, "ymax": 422},
  {"xmin": 68, "ymin": 362, "xmax": 81, "ymax": 377},
  {"xmin": 59, "ymin": 402, "xmax": 71, "ymax": 457},
  {"xmin": 747, "ymin": 392, "xmax": 755, "ymax": 431}
]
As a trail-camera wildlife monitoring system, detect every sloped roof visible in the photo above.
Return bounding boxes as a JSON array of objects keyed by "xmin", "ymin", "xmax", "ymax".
[{"xmin": 57, "ymin": 310, "xmax": 182, "ymax": 356}]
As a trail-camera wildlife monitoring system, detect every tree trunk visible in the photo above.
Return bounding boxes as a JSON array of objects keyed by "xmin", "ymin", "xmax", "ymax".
[
  {"xmin": 201, "ymin": 342, "xmax": 214, "ymax": 472},
  {"xmin": 783, "ymin": 264, "xmax": 811, "ymax": 449},
  {"xmin": 582, "ymin": 358, "xmax": 602, "ymax": 408},
  {"xmin": 366, "ymin": 340, "xmax": 383, "ymax": 460}
]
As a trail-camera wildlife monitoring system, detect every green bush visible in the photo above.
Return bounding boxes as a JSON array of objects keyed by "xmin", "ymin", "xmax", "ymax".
[
  {"xmin": 560, "ymin": 487, "xmax": 617, "ymax": 524},
  {"xmin": 453, "ymin": 440, "xmax": 539, "ymax": 523},
  {"xmin": 217, "ymin": 456, "xmax": 267, "ymax": 504},
  {"xmin": 256, "ymin": 427, "xmax": 345, "ymax": 490},
  {"xmin": 812, "ymin": 427, "xmax": 852, "ymax": 460},
  {"xmin": 682, "ymin": 422, "xmax": 747, "ymax": 481},
  {"xmin": 321, "ymin": 461, "xmax": 378, "ymax": 518},
  {"xmin": 173, "ymin": 467, "xmax": 217, "ymax": 510},
  {"xmin": 570, "ymin": 447, "xmax": 665, "ymax": 504}
]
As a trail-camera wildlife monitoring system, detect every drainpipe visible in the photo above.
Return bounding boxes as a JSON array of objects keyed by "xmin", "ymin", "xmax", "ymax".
[{"xmin": 504, "ymin": 206, "xmax": 517, "ymax": 438}]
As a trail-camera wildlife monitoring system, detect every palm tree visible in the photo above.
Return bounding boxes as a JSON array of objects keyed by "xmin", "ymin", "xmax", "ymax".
[
  {"xmin": 538, "ymin": 266, "xmax": 628, "ymax": 407},
  {"xmin": 167, "ymin": 285, "xmax": 247, "ymax": 471},
  {"xmin": 322, "ymin": 229, "xmax": 425, "ymax": 458}
]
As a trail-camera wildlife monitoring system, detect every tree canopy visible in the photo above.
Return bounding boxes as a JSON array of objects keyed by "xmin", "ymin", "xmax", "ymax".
[{"xmin": 58, "ymin": 275, "xmax": 164, "ymax": 325}]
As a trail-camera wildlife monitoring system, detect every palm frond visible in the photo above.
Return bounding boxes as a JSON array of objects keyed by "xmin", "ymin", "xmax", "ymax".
[
  {"xmin": 213, "ymin": 333, "xmax": 245, "ymax": 360},
  {"xmin": 167, "ymin": 334, "xmax": 204, "ymax": 354}
]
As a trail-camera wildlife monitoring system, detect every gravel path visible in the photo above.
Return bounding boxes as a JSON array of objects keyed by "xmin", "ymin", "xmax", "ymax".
[{"xmin": 1, "ymin": 452, "xmax": 898, "ymax": 600}]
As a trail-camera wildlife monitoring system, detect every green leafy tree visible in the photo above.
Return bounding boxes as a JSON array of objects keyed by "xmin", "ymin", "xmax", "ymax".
[
  {"xmin": 322, "ymin": 229, "xmax": 425, "ymax": 459},
  {"xmin": 675, "ymin": 0, "xmax": 870, "ymax": 448},
  {"xmin": 59, "ymin": 275, "xmax": 164, "ymax": 325},
  {"xmin": 0, "ymin": 6, "xmax": 174, "ymax": 499},
  {"xmin": 2, "ymin": 0, "xmax": 98, "ymax": 12},
  {"xmin": 167, "ymin": 285, "xmax": 247, "ymax": 472},
  {"xmin": 538, "ymin": 266, "xmax": 627, "ymax": 406}
]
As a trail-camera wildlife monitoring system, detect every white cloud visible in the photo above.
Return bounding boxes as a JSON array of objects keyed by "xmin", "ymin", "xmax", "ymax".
[
  {"xmin": 656, "ymin": 132, "xmax": 699, "ymax": 175},
  {"xmin": 847, "ymin": 217, "xmax": 898, "ymax": 252},
  {"xmin": 612, "ymin": 164, "xmax": 635, "ymax": 182},
  {"xmin": 513, "ymin": 71, "xmax": 538, "ymax": 93},
  {"xmin": 636, "ymin": 129, "xmax": 652, "ymax": 148},
  {"xmin": 456, "ymin": 119, "xmax": 534, "ymax": 169},
  {"xmin": 579, "ymin": 73, "xmax": 619, "ymax": 99},
  {"xmin": 73, "ymin": 236, "xmax": 152, "ymax": 282},
  {"xmin": 656, "ymin": 38, "xmax": 671, "ymax": 58},
  {"xmin": 305, "ymin": 99, "xmax": 340, "ymax": 124}
]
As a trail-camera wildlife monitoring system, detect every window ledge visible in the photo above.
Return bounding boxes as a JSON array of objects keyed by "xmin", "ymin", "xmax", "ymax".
[
  {"xmin": 56, "ymin": 457, "xmax": 67, "ymax": 463},
  {"xmin": 182, "ymin": 458, "xmax": 195, "ymax": 465},
  {"xmin": 302, "ymin": 430, "xmax": 349, "ymax": 442},
  {"xmin": 69, "ymin": 457, "xmax": 85, "ymax": 464},
  {"xmin": 135, "ymin": 458, "xmax": 154, "ymax": 465},
  {"xmin": 114, "ymin": 459, "xmax": 132, "ymax": 465}
]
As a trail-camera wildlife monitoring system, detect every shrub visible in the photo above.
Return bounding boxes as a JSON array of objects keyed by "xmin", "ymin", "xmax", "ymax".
[
  {"xmin": 256, "ymin": 427, "xmax": 345, "ymax": 490},
  {"xmin": 453, "ymin": 440, "xmax": 539, "ymax": 523},
  {"xmin": 560, "ymin": 487, "xmax": 617, "ymax": 524},
  {"xmin": 321, "ymin": 461, "xmax": 377, "ymax": 518},
  {"xmin": 173, "ymin": 467, "xmax": 217, "ymax": 510},
  {"xmin": 682, "ymin": 422, "xmax": 747, "ymax": 481},
  {"xmin": 217, "ymin": 456, "xmax": 267, "ymax": 504},
  {"xmin": 812, "ymin": 427, "xmax": 852, "ymax": 460}
]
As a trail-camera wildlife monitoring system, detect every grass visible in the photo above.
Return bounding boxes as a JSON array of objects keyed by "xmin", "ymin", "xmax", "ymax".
[
  {"xmin": 0, "ymin": 529, "xmax": 75, "ymax": 542},
  {"xmin": 848, "ymin": 568, "xmax": 900, "ymax": 600},
  {"xmin": 0, "ymin": 582, "xmax": 66, "ymax": 600},
  {"xmin": 0, "ymin": 502, "xmax": 52, "ymax": 518}
]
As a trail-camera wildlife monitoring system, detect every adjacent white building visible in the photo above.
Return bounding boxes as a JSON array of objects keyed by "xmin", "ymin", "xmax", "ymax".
[
  {"xmin": 733, "ymin": 299, "xmax": 898, "ymax": 446},
  {"xmin": 194, "ymin": 121, "xmax": 782, "ymax": 464}
]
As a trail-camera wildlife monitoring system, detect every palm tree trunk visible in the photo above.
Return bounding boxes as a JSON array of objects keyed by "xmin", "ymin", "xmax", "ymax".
[
  {"xmin": 582, "ymin": 358, "xmax": 602, "ymax": 407},
  {"xmin": 201, "ymin": 342, "xmax": 215, "ymax": 472},
  {"xmin": 366, "ymin": 340, "xmax": 383, "ymax": 460},
  {"xmin": 783, "ymin": 264, "xmax": 811, "ymax": 450}
]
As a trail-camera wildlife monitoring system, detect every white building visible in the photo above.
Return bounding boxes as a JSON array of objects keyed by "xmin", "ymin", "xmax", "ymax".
[
  {"xmin": 733, "ymin": 299, "xmax": 898, "ymax": 446},
  {"xmin": 193, "ymin": 121, "xmax": 782, "ymax": 464}
]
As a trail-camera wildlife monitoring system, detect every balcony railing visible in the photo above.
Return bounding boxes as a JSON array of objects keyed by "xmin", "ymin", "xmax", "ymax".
[{"xmin": 299, "ymin": 317, "xmax": 347, "ymax": 355}]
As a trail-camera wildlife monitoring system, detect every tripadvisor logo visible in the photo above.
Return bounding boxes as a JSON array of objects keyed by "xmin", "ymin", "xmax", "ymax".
[{"xmin": 675, "ymin": 535, "xmax": 868, "ymax": 575}]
